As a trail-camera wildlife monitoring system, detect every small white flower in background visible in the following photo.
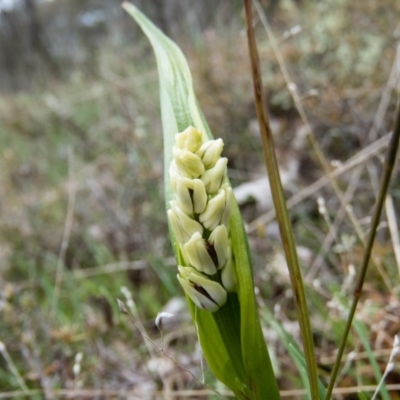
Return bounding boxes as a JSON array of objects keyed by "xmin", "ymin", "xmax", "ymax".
[
  {"xmin": 155, "ymin": 312, "xmax": 174, "ymax": 330},
  {"xmin": 73, "ymin": 352, "xmax": 83, "ymax": 377},
  {"xmin": 168, "ymin": 126, "xmax": 237, "ymax": 312}
]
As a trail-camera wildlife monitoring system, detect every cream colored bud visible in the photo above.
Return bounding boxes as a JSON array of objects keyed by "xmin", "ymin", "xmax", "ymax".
[
  {"xmin": 221, "ymin": 248, "xmax": 237, "ymax": 292},
  {"xmin": 196, "ymin": 139, "xmax": 224, "ymax": 169},
  {"xmin": 199, "ymin": 185, "xmax": 232, "ymax": 231},
  {"xmin": 221, "ymin": 186, "xmax": 233, "ymax": 227},
  {"xmin": 184, "ymin": 232, "xmax": 217, "ymax": 275},
  {"xmin": 208, "ymin": 225, "xmax": 229, "ymax": 268},
  {"xmin": 177, "ymin": 266, "xmax": 227, "ymax": 312},
  {"xmin": 201, "ymin": 157, "xmax": 227, "ymax": 193},
  {"xmin": 175, "ymin": 126, "xmax": 203, "ymax": 153},
  {"xmin": 174, "ymin": 149, "xmax": 205, "ymax": 178},
  {"xmin": 176, "ymin": 177, "xmax": 207, "ymax": 215},
  {"xmin": 168, "ymin": 201, "xmax": 203, "ymax": 244}
]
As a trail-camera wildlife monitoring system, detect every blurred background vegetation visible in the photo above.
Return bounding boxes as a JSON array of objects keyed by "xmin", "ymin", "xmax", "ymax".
[{"xmin": 0, "ymin": 0, "xmax": 400, "ymax": 398}]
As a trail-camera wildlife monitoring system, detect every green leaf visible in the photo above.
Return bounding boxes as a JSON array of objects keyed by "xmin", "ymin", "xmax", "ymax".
[
  {"xmin": 123, "ymin": 3, "xmax": 280, "ymax": 399},
  {"xmin": 353, "ymin": 320, "xmax": 389, "ymax": 400},
  {"xmin": 357, "ymin": 392, "xmax": 369, "ymax": 400},
  {"xmin": 262, "ymin": 308, "xmax": 327, "ymax": 400}
]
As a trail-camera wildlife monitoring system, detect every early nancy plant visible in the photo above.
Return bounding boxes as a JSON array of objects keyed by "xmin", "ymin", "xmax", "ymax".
[{"xmin": 123, "ymin": 3, "xmax": 280, "ymax": 399}]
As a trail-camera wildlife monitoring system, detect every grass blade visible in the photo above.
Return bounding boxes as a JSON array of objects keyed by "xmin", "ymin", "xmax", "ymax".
[{"xmin": 353, "ymin": 320, "xmax": 389, "ymax": 400}]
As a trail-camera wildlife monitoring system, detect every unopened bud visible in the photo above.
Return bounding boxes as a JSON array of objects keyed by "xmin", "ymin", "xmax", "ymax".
[
  {"xmin": 199, "ymin": 185, "xmax": 233, "ymax": 231},
  {"xmin": 201, "ymin": 157, "xmax": 228, "ymax": 194},
  {"xmin": 168, "ymin": 201, "xmax": 203, "ymax": 244},
  {"xmin": 183, "ymin": 232, "xmax": 217, "ymax": 275},
  {"xmin": 208, "ymin": 225, "xmax": 229, "ymax": 268},
  {"xmin": 177, "ymin": 266, "xmax": 227, "ymax": 312},
  {"xmin": 221, "ymin": 186, "xmax": 233, "ymax": 227},
  {"xmin": 174, "ymin": 149, "xmax": 205, "ymax": 178},
  {"xmin": 196, "ymin": 139, "xmax": 224, "ymax": 169},
  {"xmin": 175, "ymin": 126, "xmax": 203, "ymax": 153},
  {"xmin": 176, "ymin": 177, "xmax": 207, "ymax": 215},
  {"xmin": 221, "ymin": 248, "xmax": 237, "ymax": 292}
]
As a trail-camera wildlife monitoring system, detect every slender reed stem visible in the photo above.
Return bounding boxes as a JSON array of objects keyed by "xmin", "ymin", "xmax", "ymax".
[
  {"xmin": 243, "ymin": 1, "xmax": 319, "ymax": 399},
  {"xmin": 325, "ymin": 102, "xmax": 400, "ymax": 399}
]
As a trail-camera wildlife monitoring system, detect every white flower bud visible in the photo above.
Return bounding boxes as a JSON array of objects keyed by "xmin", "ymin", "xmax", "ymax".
[
  {"xmin": 176, "ymin": 177, "xmax": 207, "ymax": 215},
  {"xmin": 177, "ymin": 266, "xmax": 227, "ymax": 312},
  {"xmin": 208, "ymin": 225, "xmax": 229, "ymax": 268},
  {"xmin": 196, "ymin": 138, "xmax": 224, "ymax": 169},
  {"xmin": 183, "ymin": 232, "xmax": 217, "ymax": 275},
  {"xmin": 199, "ymin": 185, "xmax": 232, "ymax": 231},
  {"xmin": 221, "ymin": 186, "xmax": 233, "ymax": 227},
  {"xmin": 175, "ymin": 126, "xmax": 203, "ymax": 153},
  {"xmin": 221, "ymin": 248, "xmax": 237, "ymax": 292},
  {"xmin": 168, "ymin": 201, "xmax": 203, "ymax": 244},
  {"xmin": 201, "ymin": 157, "xmax": 227, "ymax": 193},
  {"xmin": 169, "ymin": 127, "xmax": 237, "ymax": 305},
  {"xmin": 174, "ymin": 149, "xmax": 205, "ymax": 178}
]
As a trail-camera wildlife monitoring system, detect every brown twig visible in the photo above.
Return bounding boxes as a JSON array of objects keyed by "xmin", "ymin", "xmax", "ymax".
[{"xmin": 244, "ymin": 1, "xmax": 319, "ymax": 398}]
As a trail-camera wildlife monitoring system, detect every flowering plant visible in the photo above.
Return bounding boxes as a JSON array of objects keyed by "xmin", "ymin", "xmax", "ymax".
[{"xmin": 123, "ymin": 4, "xmax": 280, "ymax": 399}]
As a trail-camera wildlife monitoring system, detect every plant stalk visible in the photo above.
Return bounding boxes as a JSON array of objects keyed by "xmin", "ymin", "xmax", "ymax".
[
  {"xmin": 325, "ymin": 101, "xmax": 400, "ymax": 399},
  {"xmin": 243, "ymin": 1, "xmax": 319, "ymax": 399}
]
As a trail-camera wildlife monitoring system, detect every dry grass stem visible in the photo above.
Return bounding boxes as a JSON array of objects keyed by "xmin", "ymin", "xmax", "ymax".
[
  {"xmin": 247, "ymin": 133, "xmax": 391, "ymax": 232},
  {"xmin": 386, "ymin": 195, "xmax": 400, "ymax": 276}
]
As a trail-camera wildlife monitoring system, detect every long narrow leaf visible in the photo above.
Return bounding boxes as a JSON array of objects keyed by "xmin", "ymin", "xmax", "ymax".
[
  {"xmin": 262, "ymin": 309, "xmax": 327, "ymax": 399},
  {"xmin": 353, "ymin": 320, "xmax": 389, "ymax": 400}
]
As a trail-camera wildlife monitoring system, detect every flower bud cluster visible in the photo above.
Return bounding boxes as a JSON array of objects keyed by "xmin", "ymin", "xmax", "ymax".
[{"xmin": 168, "ymin": 126, "xmax": 237, "ymax": 312}]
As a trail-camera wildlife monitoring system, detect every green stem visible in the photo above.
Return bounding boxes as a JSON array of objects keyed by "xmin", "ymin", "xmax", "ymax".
[
  {"xmin": 325, "ymin": 102, "xmax": 400, "ymax": 400},
  {"xmin": 243, "ymin": 1, "xmax": 319, "ymax": 399}
]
